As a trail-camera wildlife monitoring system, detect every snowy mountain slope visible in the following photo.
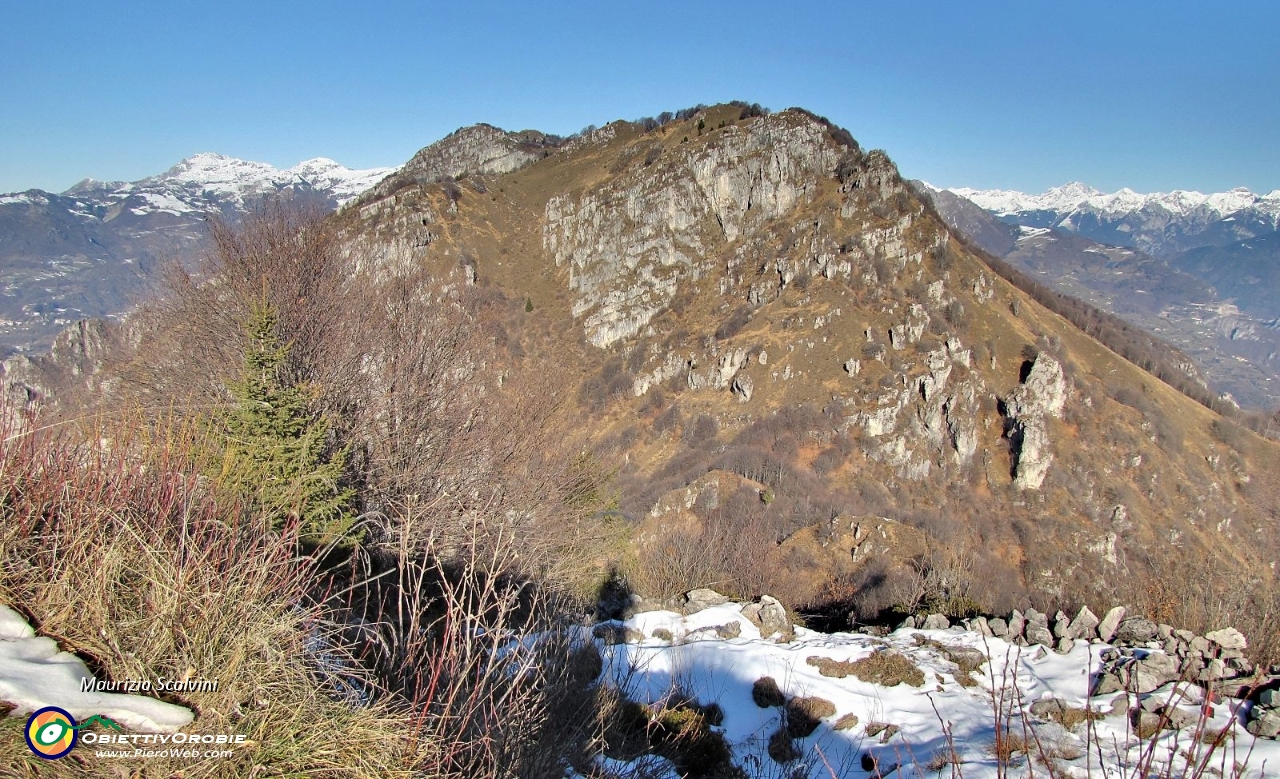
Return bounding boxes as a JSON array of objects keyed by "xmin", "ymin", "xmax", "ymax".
[
  {"xmin": 0, "ymin": 154, "xmax": 395, "ymax": 356},
  {"xmin": 945, "ymin": 183, "xmax": 1280, "ymax": 258}
]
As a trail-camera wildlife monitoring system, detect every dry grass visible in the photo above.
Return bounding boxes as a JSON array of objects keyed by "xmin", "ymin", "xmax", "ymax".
[
  {"xmin": 784, "ymin": 696, "xmax": 836, "ymax": 738},
  {"xmin": 806, "ymin": 650, "xmax": 925, "ymax": 688},
  {"xmin": 987, "ymin": 730, "xmax": 1030, "ymax": 763},
  {"xmin": 0, "ymin": 405, "xmax": 614, "ymax": 778},
  {"xmin": 0, "ymin": 408, "xmax": 409, "ymax": 777},
  {"xmin": 752, "ymin": 676, "xmax": 786, "ymax": 709}
]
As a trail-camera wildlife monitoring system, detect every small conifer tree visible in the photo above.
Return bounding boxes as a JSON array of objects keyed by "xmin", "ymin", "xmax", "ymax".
[{"xmin": 209, "ymin": 301, "xmax": 360, "ymax": 547}]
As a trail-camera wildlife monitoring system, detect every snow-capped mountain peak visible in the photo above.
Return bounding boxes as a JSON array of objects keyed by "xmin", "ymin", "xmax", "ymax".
[
  {"xmin": 946, "ymin": 181, "xmax": 1280, "ymax": 258},
  {"xmin": 949, "ymin": 182, "xmax": 1278, "ymax": 221},
  {"xmin": 51, "ymin": 152, "xmax": 400, "ymax": 211},
  {"xmin": 152, "ymin": 153, "xmax": 279, "ymax": 190}
]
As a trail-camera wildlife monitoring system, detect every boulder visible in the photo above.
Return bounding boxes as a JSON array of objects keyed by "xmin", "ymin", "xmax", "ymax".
[
  {"xmin": 1199, "ymin": 658, "xmax": 1234, "ymax": 682},
  {"xmin": 742, "ymin": 595, "xmax": 792, "ymax": 639},
  {"xmin": 1132, "ymin": 652, "xmax": 1180, "ymax": 692},
  {"xmin": 1093, "ymin": 672, "xmax": 1124, "ymax": 695},
  {"xmin": 1180, "ymin": 654, "xmax": 1206, "ymax": 678},
  {"xmin": 1247, "ymin": 708, "xmax": 1280, "ymax": 739},
  {"xmin": 1007, "ymin": 610, "xmax": 1026, "ymax": 640},
  {"xmin": 967, "ymin": 616, "xmax": 993, "ymax": 637},
  {"xmin": 1134, "ymin": 703, "xmax": 1194, "ymax": 732},
  {"xmin": 922, "ymin": 613, "xmax": 950, "ymax": 631},
  {"xmin": 1114, "ymin": 616, "xmax": 1158, "ymax": 644},
  {"xmin": 715, "ymin": 621, "xmax": 742, "ymax": 639},
  {"xmin": 1098, "ymin": 607, "xmax": 1126, "ymax": 643},
  {"xmin": 592, "ymin": 623, "xmax": 644, "ymax": 645},
  {"xmin": 988, "ymin": 617, "xmax": 1009, "ymax": 638},
  {"xmin": 1205, "ymin": 627, "xmax": 1248, "ymax": 652},
  {"xmin": 1070, "ymin": 606, "xmax": 1100, "ymax": 640},
  {"xmin": 683, "ymin": 588, "xmax": 730, "ymax": 614},
  {"xmin": 1026, "ymin": 624, "xmax": 1055, "ymax": 647},
  {"xmin": 1030, "ymin": 698, "xmax": 1071, "ymax": 719}
]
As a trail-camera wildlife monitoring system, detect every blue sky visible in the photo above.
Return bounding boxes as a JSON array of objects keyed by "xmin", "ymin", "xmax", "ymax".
[{"xmin": 2, "ymin": 1, "xmax": 1276, "ymax": 195}]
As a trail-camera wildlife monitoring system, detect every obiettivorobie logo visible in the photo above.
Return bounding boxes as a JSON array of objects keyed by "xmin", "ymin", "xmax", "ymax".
[
  {"xmin": 24, "ymin": 708, "xmax": 120, "ymax": 760},
  {"xmin": 24, "ymin": 707, "xmax": 245, "ymax": 760}
]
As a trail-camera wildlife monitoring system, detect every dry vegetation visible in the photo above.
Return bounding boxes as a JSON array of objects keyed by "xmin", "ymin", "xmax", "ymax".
[
  {"xmin": 5, "ymin": 103, "xmax": 1280, "ymax": 777},
  {"xmin": 0, "ymin": 202, "xmax": 631, "ymax": 777}
]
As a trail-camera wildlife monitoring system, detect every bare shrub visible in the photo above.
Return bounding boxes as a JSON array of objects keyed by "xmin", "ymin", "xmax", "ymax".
[
  {"xmin": 682, "ymin": 412, "xmax": 720, "ymax": 447},
  {"xmin": 110, "ymin": 202, "xmax": 344, "ymax": 409},
  {"xmin": 888, "ymin": 542, "xmax": 980, "ymax": 618},
  {"xmin": 715, "ymin": 306, "xmax": 751, "ymax": 340},
  {"xmin": 320, "ymin": 518, "xmax": 610, "ymax": 778}
]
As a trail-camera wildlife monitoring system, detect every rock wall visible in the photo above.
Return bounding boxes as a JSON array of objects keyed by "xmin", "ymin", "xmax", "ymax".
[{"xmin": 542, "ymin": 113, "xmax": 838, "ymax": 347}]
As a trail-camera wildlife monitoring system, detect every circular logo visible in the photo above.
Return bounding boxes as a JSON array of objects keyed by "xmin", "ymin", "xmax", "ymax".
[{"xmin": 25, "ymin": 707, "xmax": 77, "ymax": 760}]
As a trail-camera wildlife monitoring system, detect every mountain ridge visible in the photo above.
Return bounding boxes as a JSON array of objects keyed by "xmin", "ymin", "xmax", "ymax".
[
  {"xmin": 924, "ymin": 182, "xmax": 1280, "ymax": 409},
  {"xmin": 320, "ymin": 104, "xmax": 1279, "ymax": 624},
  {"xmin": 0, "ymin": 153, "xmax": 396, "ymax": 356}
]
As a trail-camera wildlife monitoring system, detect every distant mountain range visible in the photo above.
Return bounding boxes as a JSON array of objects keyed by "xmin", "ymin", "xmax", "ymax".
[
  {"xmin": 921, "ymin": 183, "xmax": 1280, "ymax": 408},
  {"xmin": 947, "ymin": 182, "xmax": 1280, "ymax": 258},
  {"xmin": 0, "ymin": 154, "xmax": 395, "ymax": 355}
]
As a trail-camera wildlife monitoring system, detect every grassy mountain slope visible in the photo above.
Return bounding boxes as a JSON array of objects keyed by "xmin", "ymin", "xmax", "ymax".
[{"xmin": 337, "ymin": 104, "xmax": 1279, "ymax": 631}]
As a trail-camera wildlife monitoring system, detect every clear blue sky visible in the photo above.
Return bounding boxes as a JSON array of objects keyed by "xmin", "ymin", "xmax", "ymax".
[{"xmin": 2, "ymin": 1, "xmax": 1276, "ymax": 195}]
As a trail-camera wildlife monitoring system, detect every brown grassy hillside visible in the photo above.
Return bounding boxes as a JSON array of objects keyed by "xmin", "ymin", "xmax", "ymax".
[{"xmin": 333, "ymin": 104, "xmax": 1278, "ymax": 641}]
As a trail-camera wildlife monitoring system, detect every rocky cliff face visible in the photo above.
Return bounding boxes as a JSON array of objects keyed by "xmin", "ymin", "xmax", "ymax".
[
  {"xmin": 1, "ymin": 319, "xmax": 114, "ymax": 409},
  {"xmin": 1002, "ymin": 354, "xmax": 1069, "ymax": 490},
  {"xmin": 543, "ymin": 113, "xmax": 837, "ymax": 347}
]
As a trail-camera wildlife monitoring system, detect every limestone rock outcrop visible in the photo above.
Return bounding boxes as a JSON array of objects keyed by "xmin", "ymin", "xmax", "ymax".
[
  {"xmin": 543, "ymin": 112, "xmax": 838, "ymax": 347},
  {"xmin": 1003, "ymin": 354, "xmax": 1068, "ymax": 489},
  {"xmin": 366, "ymin": 124, "xmax": 555, "ymax": 202}
]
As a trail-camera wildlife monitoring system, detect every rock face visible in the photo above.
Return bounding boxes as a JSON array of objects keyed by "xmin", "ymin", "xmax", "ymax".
[
  {"xmin": 543, "ymin": 112, "xmax": 837, "ymax": 347},
  {"xmin": 1, "ymin": 318, "xmax": 113, "ymax": 408},
  {"xmin": 1002, "ymin": 354, "xmax": 1068, "ymax": 489},
  {"xmin": 366, "ymin": 124, "xmax": 555, "ymax": 202}
]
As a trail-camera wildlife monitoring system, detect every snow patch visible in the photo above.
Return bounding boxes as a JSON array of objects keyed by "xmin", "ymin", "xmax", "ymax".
[
  {"xmin": 0, "ymin": 605, "xmax": 194, "ymax": 733},
  {"xmin": 578, "ymin": 606, "xmax": 1280, "ymax": 779}
]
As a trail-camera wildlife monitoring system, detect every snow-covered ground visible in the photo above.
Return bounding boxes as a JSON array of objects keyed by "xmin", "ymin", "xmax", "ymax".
[
  {"xmin": 0, "ymin": 605, "xmax": 192, "ymax": 733},
  {"xmin": 582, "ymin": 603, "xmax": 1278, "ymax": 778}
]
